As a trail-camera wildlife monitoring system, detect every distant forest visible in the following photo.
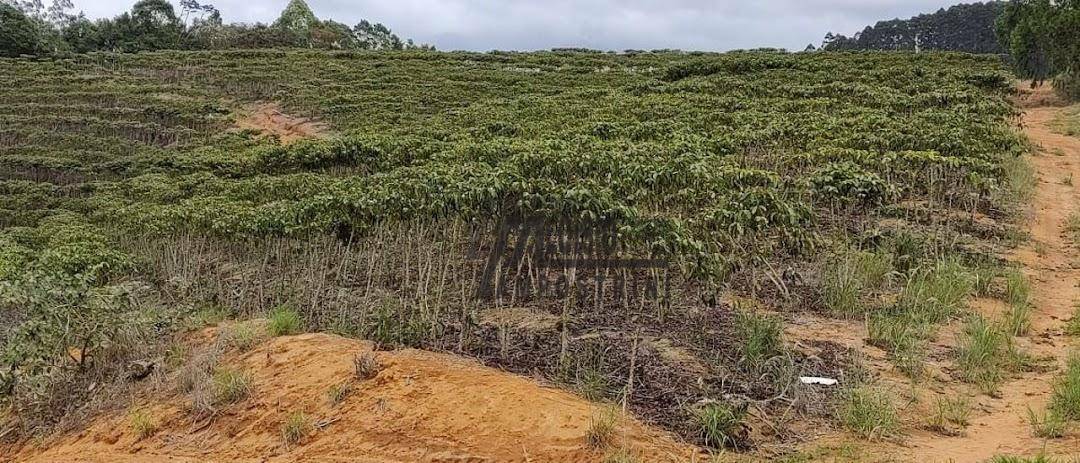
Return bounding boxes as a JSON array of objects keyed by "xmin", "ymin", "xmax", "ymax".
[
  {"xmin": 821, "ymin": 2, "xmax": 1004, "ymax": 54},
  {"xmin": 1, "ymin": 0, "xmax": 431, "ymax": 56}
]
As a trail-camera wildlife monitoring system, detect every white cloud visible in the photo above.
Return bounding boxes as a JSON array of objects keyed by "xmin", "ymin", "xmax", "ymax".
[{"xmin": 70, "ymin": 0, "xmax": 965, "ymax": 51}]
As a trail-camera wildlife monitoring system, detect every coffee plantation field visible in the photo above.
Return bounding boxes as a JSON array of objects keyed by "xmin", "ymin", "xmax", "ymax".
[{"xmin": 0, "ymin": 50, "xmax": 1030, "ymax": 449}]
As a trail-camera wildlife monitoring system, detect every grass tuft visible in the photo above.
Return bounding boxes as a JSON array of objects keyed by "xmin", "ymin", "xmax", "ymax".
[
  {"xmin": 1067, "ymin": 213, "xmax": 1080, "ymax": 243},
  {"xmin": 823, "ymin": 249, "xmax": 894, "ymax": 318},
  {"xmin": 268, "ymin": 306, "xmax": 303, "ymax": 337},
  {"xmin": 866, "ymin": 311, "xmax": 927, "ymax": 378},
  {"xmin": 281, "ymin": 411, "xmax": 312, "ymax": 447},
  {"xmin": 586, "ymin": 406, "xmax": 619, "ymax": 449},
  {"xmin": 837, "ymin": 385, "xmax": 898, "ymax": 440},
  {"xmin": 735, "ymin": 309, "xmax": 785, "ymax": 371},
  {"xmin": 1001, "ymin": 154, "xmax": 1037, "ymax": 204},
  {"xmin": 602, "ymin": 448, "xmax": 642, "ymax": 463},
  {"xmin": 326, "ymin": 381, "xmax": 353, "ymax": 406},
  {"xmin": 1066, "ymin": 304, "xmax": 1080, "ymax": 336},
  {"xmin": 896, "ymin": 258, "xmax": 972, "ymax": 325},
  {"xmin": 1049, "ymin": 352, "xmax": 1080, "ymax": 420},
  {"xmin": 223, "ymin": 323, "xmax": 262, "ymax": 351},
  {"xmin": 989, "ymin": 454, "xmax": 1060, "ymax": 463},
  {"xmin": 955, "ymin": 316, "xmax": 1013, "ymax": 395},
  {"xmin": 129, "ymin": 409, "xmax": 157, "ymax": 440},
  {"xmin": 212, "ymin": 367, "xmax": 253, "ymax": 406},
  {"xmin": 694, "ymin": 402, "xmax": 746, "ymax": 449},
  {"xmin": 354, "ymin": 351, "xmax": 382, "ymax": 380},
  {"xmin": 927, "ymin": 396, "xmax": 970, "ymax": 435},
  {"xmin": 1027, "ymin": 407, "xmax": 1069, "ymax": 439}
]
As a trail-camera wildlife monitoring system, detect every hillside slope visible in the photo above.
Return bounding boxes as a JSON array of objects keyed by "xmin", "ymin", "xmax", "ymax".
[{"xmin": 5, "ymin": 332, "xmax": 698, "ymax": 462}]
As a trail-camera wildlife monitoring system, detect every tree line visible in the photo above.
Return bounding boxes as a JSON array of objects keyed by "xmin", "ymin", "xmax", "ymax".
[
  {"xmin": 995, "ymin": 0, "xmax": 1079, "ymax": 98},
  {"xmin": 820, "ymin": 0, "xmax": 1078, "ymax": 99},
  {"xmin": 820, "ymin": 2, "xmax": 1005, "ymax": 54},
  {"xmin": 0, "ymin": 0, "xmax": 432, "ymax": 56}
]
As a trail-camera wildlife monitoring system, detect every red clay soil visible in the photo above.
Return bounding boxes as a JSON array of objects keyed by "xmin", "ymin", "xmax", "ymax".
[
  {"xmin": 5, "ymin": 333, "xmax": 699, "ymax": 463},
  {"xmin": 233, "ymin": 102, "xmax": 328, "ymax": 143}
]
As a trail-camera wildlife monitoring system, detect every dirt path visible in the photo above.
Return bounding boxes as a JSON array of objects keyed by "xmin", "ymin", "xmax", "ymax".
[{"xmin": 899, "ymin": 91, "xmax": 1080, "ymax": 461}]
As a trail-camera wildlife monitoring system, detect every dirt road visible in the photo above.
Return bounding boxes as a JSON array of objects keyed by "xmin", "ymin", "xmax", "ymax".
[{"xmin": 903, "ymin": 90, "xmax": 1080, "ymax": 462}]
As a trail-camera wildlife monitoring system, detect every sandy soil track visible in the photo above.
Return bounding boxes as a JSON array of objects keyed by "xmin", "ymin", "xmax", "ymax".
[{"xmin": 899, "ymin": 88, "xmax": 1080, "ymax": 462}]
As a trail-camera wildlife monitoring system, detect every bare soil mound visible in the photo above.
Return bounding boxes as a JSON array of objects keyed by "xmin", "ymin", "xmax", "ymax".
[
  {"xmin": 6, "ymin": 333, "xmax": 698, "ymax": 463},
  {"xmin": 233, "ymin": 102, "xmax": 329, "ymax": 143}
]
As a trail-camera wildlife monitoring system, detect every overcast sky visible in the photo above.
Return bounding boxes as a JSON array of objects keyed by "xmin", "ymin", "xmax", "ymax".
[{"xmin": 71, "ymin": 0, "xmax": 967, "ymax": 51}]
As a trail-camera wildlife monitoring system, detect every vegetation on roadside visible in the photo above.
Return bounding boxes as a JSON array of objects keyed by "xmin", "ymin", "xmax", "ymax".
[
  {"xmin": 837, "ymin": 385, "xmax": 898, "ymax": 440},
  {"xmin": 1051, "ymin": 105, "xmax": 1080, "ymax": 137}
]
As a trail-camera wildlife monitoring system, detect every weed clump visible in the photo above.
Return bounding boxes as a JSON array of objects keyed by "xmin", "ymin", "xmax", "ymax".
[
  {"xmin": 212, "ymin": 367, "xmax": 253, "ymax": 406},
  {"xmin": 837, "ymin": 385, "xmax": 898, "ymax": 440},
  {"xmin": 354, "ymin": 351, "xmax": 381, "ymax": 380},
  {"xmin": 282, "ymin": 411, "xmax": 312, "ymax": 447},
  {"xmin": 693, "ymin": 402, "xmax": 746, "ymax": 450},
  {"xmin": 129, "ymin": 409, "xmax": 157, "ymax": 440},
  {"xmin": 927, "ymin": 396, "xmax": 970, "ymax": 435},
  {"xmin": 1049, "ymin": 352, "xmax": 1080, "ymax": 420},
  {"xmin": 586, "ymin": 406, "xmax": 618, "ymax": 449},
  {"xmin": 268, "ymin": 306, "xmax": 303, "ymax": 336},
  {"xmin": 1027, "ymin": 407, "xmax": 1068, "ymax": 438}
]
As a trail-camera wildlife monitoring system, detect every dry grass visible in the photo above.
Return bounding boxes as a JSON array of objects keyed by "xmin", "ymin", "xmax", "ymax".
[
  {"xmin": 326, "ymin": 382, "xmax": 353, "ymax": 406},
  {"xmin": 212, "ymin": 367, "xmax": 253, "ymax": 406},
  {"xmin": 128, "ymin": 409, "xmax": 157, "ymax": 440},
  {"xmin": 586, "ymin": 406, "xmax": 619, "ymax": 449},
  {"xmin": 281, "ymin": 411, "xmax": 312, "ymax": 447},
  {"xmin": 354, "ymin": 351, "xmax": 381, "ymax": 380}
]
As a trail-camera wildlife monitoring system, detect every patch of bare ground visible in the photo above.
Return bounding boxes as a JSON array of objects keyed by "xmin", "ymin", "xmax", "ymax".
[
  {"xmin": 232, "ymin": 102, "xmax": 329, "ymax": 143},
  {"xmin": 4, "ymin": 332, "xmax": 699, "ymax": 463}
]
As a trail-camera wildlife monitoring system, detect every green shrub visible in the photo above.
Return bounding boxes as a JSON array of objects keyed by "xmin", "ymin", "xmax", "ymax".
[
  {"xmin": 268, "ymin": 306, "xmax": 303, "ymax": 337},
  {"xmin": 837, "ymin": 386, "xmax": 898, "ymax": 440}
]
